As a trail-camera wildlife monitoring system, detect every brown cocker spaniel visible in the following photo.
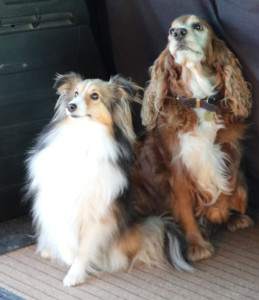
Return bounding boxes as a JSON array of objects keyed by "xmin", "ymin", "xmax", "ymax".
[{"xmin": 132, "ymin": 15, "xmax": 254, "ymax": 262}]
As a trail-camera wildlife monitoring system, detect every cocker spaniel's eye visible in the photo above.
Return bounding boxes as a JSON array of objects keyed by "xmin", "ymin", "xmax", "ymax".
[
  {"xmin": 193, "ymin": 23, "xmax": 203, "ymax": 31},
  {"xmin": 74, "ymin": 91, "xmax": 78, "ymax": 97},
  {"xmin": 169, "ymin": 28, "xmax": 175, "ymax": 35},
  {"xmin": 90, "ymin": 92, "xmax": 99, "ymax": 100}
]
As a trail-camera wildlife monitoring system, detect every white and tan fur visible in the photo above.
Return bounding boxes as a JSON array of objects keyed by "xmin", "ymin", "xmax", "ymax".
[{"xmin": 26, "ymin": 73, "xmax": 192, "ymax": 287}]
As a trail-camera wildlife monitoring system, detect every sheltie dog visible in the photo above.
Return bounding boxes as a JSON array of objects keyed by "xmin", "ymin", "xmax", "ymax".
[{"xmin": 25, "ymin": 73, "xmax": 192, "ymax": 287}]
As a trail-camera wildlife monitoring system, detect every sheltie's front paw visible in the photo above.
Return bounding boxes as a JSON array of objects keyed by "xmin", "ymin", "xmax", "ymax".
[
  {"xmin": 63, "ymin": 271, "xmax": 86, "ymax": 287},
  {"xmin": 63, "ymin": 261, "xmax": 86, "ymax": 287}
]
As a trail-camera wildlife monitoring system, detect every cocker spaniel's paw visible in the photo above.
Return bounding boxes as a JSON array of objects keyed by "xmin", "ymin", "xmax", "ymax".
[
  {"xmin": 187, "ymin": 241, "xmax": 215, "ymax": 262},
  {"xmin": 227, "ymin": 214, "xmax": 254, "ymax": 232},
  {"xmin": 205, "ymin": 207, "xmax": 229, "ymax": 224}
]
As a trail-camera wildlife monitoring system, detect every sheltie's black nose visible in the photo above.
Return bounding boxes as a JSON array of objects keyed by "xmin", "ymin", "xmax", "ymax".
[{"xmin": 67, "ymin": 103, "xmax": 77, "ymax": 112}]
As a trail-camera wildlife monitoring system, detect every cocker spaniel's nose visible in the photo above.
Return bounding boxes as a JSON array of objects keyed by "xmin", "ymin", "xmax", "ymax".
[
  {"xmin": 173, "ymin": 28, "xmax": 187, "ymax": 41},
  {"xmin": 67, "ymin": 103, "xmax": 77, "ymax": 112}
]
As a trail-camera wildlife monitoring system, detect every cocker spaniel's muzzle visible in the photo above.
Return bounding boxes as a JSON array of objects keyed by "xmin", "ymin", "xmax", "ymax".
[{"xmin": 172, "ymin": 28, "xmax": 187, "ymax": 42}]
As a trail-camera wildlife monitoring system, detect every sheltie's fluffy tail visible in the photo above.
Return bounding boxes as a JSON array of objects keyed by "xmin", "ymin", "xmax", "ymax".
[
  {"xmin": 118, "ymin": 216, "xmax": 193, "ymax": 272},
  {"xmin": 164, "ymin": 221, "xmax": 194, "ymax": 271}
]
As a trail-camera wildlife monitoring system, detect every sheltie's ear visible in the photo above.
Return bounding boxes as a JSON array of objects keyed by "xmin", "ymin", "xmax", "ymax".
[
  {"xmin": 109, "ymin": 75, "xmax": 143, "ymax": 146},
  {"xmin": 111, "ymin": 75, "xmax": 142, "ymax": 103},
  {"xmin": 54, "ymin": 72, "xmax": 83, "ymax": 95},
  {"xmin": 52, "ymin": 72, "xmax": 82, "ymax": 121}
]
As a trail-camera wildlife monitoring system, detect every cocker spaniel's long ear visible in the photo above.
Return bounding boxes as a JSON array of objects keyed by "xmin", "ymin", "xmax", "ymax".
[
  {"xmin": 141, "ymin": 46, "xmax": 179, "ymax": 130},
  {"xmin": 53, "ymin": 72, "xmax": 83, "ymax": 121},
  {"xmin": 110, "ymin": 75, "xmax": 143, "ymax": 145},
  {"xmin": 212, "ymin": 38, "xmax": 252, "ymax": 118}
]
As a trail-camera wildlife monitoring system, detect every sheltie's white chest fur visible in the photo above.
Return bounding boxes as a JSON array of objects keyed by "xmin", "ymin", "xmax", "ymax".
[
  {"xmin": 31, "ymin": 118, "xmax": 126, "ymax": 216},
  {"xmin": 177, "ymin": 109, "xmax": 231, "ymax": 203},
  {"xmin": 29, "ymin": 118, "xmax": 127, "ymax": 263}
]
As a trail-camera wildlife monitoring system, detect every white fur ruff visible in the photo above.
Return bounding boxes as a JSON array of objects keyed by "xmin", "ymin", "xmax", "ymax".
[
  {"xmin": 28, "ymin": 118, "xmax": 127, "ymax": 270},
  {"xmin": 177, "ymin": 109, "xmax": 231, "ymax": 204}
]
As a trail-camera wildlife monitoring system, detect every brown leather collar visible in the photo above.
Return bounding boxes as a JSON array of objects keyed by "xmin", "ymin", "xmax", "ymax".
[{"xmin": 176, "ymin": 93, "xmax": 221, "ymax": 112}]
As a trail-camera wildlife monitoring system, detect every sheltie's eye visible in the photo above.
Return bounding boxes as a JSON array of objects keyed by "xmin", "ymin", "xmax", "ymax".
[
  {"xmin": 74, "ymin": 91, "xmax": 78, "ymax": 97},
  {"xmin": 90, "ymin": 92, "xmax": 99, "ymax": 100}
]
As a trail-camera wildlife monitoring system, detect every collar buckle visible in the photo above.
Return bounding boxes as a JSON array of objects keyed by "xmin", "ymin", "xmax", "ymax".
[{"xmin": 196, "ymin": 98, "xmax": 201, "ymax": 108}]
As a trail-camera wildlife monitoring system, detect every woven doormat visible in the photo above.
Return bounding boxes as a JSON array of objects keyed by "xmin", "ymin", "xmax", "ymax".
[
  {"xmin": 0, "ymin": 215, "xmax": 35, "ymax": 255},
  {"xmin": 0, "ymin": 287, "xmax": 24, "ymax": 300}
]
